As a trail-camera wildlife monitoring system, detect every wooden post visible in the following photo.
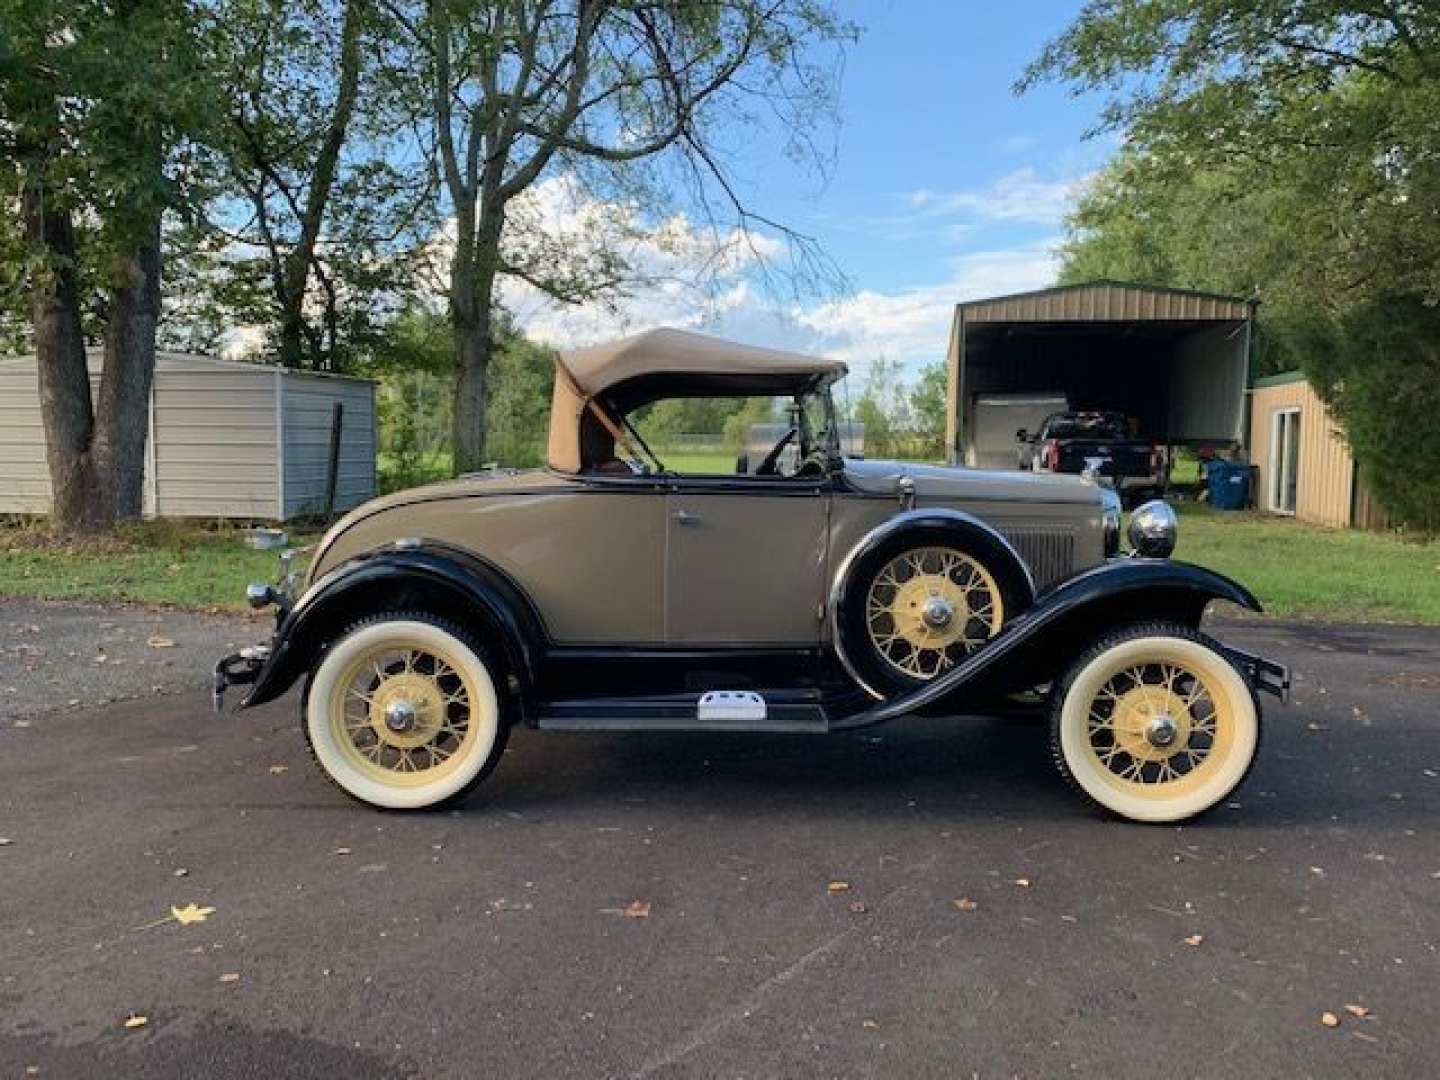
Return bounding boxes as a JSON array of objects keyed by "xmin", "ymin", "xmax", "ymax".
[{"xmin": 324, "ymin": 401, "xmax": 344, "ymax": 518}]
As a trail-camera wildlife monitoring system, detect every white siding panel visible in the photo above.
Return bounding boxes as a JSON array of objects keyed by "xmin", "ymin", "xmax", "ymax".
[
  {"xmin": 151, "ymin": 358, "xmax": 276, "ymax": 518},
  {"xmin": 280, "ymin": 373, "xmax": 376, "ymax": 517}
]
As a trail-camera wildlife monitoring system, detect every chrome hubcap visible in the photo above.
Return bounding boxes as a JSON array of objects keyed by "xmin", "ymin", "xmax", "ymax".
[
  {"xmin": 1146, "ymin": 713, "xmax": 1179, "ymax": 748},
  {"xmin": 920, "ymin": 596, "xmax": 955, "ymax": 629},
  {"xmin": 385, "ymin": 699, "xmax": 418, "ymax": 733}
]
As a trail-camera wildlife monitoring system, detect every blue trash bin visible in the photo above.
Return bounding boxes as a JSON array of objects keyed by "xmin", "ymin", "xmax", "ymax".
[{"xmin": 1206, "ymin": 460, "xmax": 1250, "ymax": 510}]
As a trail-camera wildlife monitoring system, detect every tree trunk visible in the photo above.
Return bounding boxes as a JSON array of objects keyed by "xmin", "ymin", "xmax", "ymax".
[
  {"xmin": 95, "ymin": 211, "xmax": 162, "ymax": 521},
  {"xmin": 450, "ymin": 212, "xmax": 501, "ymax": 475},
  {"xmin": 274, "ymin": 0, "xmax": 365, "ymax": 370},
  {"xmin": 23, "ymin": 177, "xmax": 107, "ymax": 534}
]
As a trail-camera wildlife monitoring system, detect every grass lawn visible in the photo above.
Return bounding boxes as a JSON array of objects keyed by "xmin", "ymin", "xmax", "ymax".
[
  {"xmin": 3, "ymin": 501, "xmax": 1439, "ymax": 625},
  {"xmin": 0, "ymin": 520, "xmax": 319, "ymax": 610},
  {"xmin": 1172, "ymin": 503, "xmax": 1440, "ymax": 624}
]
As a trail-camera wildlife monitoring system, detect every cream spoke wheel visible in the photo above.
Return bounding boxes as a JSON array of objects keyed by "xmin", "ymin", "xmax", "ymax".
[
  {"xmin": 864, "ymin": 545, "xmax": 1004, "ymax": 681},
  {"xmin": 1053, "ymin": 629, "xmax": 1260, "ymax": 823},
  {"xmin": 305, "ymin": 617, "xmax": 503, "ymax": 810}
]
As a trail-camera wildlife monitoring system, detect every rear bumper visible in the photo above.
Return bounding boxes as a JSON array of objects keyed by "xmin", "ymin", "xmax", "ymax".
[
  {"xmin": 213, "ymin": 644, "xmax": 271, "ymax": 712},
  {"xmin": 1222, "ymin": 644, "xmax": 1291, "ymax": 704}
]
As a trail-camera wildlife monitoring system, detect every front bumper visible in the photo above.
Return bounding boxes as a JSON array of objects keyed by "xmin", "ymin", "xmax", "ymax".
[
  {"xmin": 1222, "ymin": 644, "xmax": 1291, "ymax": 704},
  {"xmin": 213, "ymin": 644, "xmax": 272, "ymax": 712}
]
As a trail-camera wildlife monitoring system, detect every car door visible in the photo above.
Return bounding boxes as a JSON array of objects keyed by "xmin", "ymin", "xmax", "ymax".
[{"xmin": 663, "ymin": 477, "xmax": 831, "ymax": 645}]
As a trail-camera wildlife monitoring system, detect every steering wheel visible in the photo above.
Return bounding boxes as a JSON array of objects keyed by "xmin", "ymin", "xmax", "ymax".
[
  {"xmin": 793, "ymin": 450, "xmax": 830, "ymax": 479},
  {"xmin": 754, "ymin": 426, "xmax": 798, "ymax": 476}
]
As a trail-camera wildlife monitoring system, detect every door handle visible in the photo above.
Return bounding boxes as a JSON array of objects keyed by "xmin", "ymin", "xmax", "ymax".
[{"xmin": 673, "ymin": 509, "xmax": 700, "ymax": 525}]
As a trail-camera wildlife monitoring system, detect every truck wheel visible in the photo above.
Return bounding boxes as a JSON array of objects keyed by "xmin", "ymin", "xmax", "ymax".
[
  {"xmin": 303, "ymin": 613, "xmax": 508, "ymax": 810},
  {"xmin": 1049, "ymin": 623, "xmax": 1260, "ymax": 823},
  {"xmin": 837, "ymin": 536, "xmax": 1027, "ymax": 696}
]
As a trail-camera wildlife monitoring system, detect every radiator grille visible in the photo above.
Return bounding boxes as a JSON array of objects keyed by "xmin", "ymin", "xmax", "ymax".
[{"xmin": 1005, "ymin": 527, "xmax": 1076, "ymax": 589}]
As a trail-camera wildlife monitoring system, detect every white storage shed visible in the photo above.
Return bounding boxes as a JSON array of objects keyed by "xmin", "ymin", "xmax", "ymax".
[{"xmin": 0, "ymin": 351, "xmax": 377, "ymax": 520}]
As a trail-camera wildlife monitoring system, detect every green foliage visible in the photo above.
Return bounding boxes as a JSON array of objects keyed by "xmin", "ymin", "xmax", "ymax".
[
  {"xmin": 362, "ymin": 307, "xmax": 556, "ymax": 488},
  {"xmin": 844, "ymin": 358, "xmax": 946, "ymax": 462},
  {"xmin": 1304, "ymin": 297, "xmax": 1440, "ymax": 533}
]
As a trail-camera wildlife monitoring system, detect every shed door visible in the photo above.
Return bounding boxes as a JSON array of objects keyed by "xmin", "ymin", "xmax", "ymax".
[{"xmin": 664, "ymin": 480, "xmax": 829, "ymax": 645}]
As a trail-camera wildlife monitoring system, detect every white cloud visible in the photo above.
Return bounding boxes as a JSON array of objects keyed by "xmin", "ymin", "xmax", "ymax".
[
  {"xmin": 792, "ymin": 241, "xmax": 1062, "ymax": 375},
  {"xmin": 903, "ymin": 167, "xmax": 1094, "ymax": 228},
  {"xmin": 431, "ymin": 172, "xmax": 1069, "ymax": 385}
]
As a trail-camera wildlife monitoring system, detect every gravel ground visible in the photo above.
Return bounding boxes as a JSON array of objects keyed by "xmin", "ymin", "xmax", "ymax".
[{"xmin": 0, "ymin": 598, "xmax": 264, "ymax": 721}]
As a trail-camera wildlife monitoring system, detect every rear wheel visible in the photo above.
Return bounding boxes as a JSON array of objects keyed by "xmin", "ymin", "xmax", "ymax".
[
  {"xmin": 1049, "ymin": 624, "xmax": 1260, "ymax": 823},
  {"xmin": 304, "ymin": 614, "xmax": 508, "ymax": 810}
]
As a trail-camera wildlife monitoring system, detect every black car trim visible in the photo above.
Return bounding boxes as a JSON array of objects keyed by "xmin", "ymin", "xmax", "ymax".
[
  {"xmin": 834, "ymin": 558, "xmax": 1265, "ymax": 729},
  {"xmin": 239, "ymin": 540, "xmax": 548, "ymax": 717}
]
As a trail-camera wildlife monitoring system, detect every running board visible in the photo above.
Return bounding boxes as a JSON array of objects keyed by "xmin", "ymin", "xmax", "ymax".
[{"xmin": 536, "ymin": 690, "xmax": 832, "ymax": 734}]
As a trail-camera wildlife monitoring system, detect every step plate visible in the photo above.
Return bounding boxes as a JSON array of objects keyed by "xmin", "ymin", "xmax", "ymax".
[{"xmin": 697, "ymin": 690, "xmax": 766, "ymax": 723}]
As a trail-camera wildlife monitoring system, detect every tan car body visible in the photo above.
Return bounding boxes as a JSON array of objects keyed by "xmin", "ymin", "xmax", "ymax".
[{"xmin": 309, "ymin": 458, "xmax": 1107, "ymax": 647}]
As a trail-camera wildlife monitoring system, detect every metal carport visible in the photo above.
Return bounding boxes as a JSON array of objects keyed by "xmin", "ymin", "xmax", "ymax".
[{"xmin": 945, "ymin": 282, "xmax": 1256, "ymax": 468}]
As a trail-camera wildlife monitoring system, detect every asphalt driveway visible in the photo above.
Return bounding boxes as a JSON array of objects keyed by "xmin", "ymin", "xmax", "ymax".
[{"xmin": 1, "ymin": 599, "xmax": 1437, "ymax": 1077}]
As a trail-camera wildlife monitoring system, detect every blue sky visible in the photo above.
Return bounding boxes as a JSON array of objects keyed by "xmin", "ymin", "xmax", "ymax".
[{"xmin": 510, "ymin": 0, "xmax": 1112, "ymax": 381}]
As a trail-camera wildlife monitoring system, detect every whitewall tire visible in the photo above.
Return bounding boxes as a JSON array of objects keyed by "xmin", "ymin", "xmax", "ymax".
[
  {"xmin": 1050, "ymin": 624, "xmax": 1260, "ymax": 823},
  {"xmin": 304, "ymin": 615, "xmax": 506, "ymax": 810}
]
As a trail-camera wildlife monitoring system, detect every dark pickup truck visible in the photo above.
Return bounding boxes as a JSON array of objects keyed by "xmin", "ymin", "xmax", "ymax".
[{"xmin": 1018, "ymin": 411, "xmax": 1161, "ymax": 494}]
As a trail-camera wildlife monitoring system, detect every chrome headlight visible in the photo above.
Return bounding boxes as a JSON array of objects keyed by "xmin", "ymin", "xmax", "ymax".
[
  {"xmin": 277, "ymin": 544, "xmax": 316, "ymax": 603},
  {"xmin": 1100, "ymin": 486, "xmax": 1122, "ymax": 557},
  {"xmin": 1128, "ymin": 499, "xmax": 1178, "ymax": 559}
]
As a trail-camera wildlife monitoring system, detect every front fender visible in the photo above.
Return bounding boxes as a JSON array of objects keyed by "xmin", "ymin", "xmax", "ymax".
[
  {"xmin": 240, "ymin": 541, "xmax": 545, "ymax": 717},
  {"xmin": 837, "ymin": 558, "xmax": 1262, "ymax": 728}
]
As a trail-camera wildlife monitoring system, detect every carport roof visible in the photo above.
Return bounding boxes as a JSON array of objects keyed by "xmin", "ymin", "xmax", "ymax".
[{"xmin": 957, "ymin": 281, "xmax": 1255, "ymax": 324}]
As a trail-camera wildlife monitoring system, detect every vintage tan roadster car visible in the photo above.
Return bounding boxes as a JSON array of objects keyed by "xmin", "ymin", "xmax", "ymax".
[{"xmin": 217, "ymin": 329, "xmax": 1287, "ymax": 822}]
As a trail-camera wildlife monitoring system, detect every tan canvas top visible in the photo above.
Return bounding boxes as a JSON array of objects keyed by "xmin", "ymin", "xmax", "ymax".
[
  {"xmin": 558, "ymin": 327, "xmax": 845, "ymax": 397},
  {"xmin": 548, "ymin": 328, "xmax": 845, "ymax": 473}
]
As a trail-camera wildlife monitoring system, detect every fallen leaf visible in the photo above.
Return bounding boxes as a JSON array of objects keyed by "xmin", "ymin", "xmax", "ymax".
[
  {"xmin": 1321, "ymin": 1012, "xmax": 1340, "ymax": 1028},
  {"xmin": 826, "ymin": 881, "xmax": 850, "ymax": 894},
  {"xmin": 1183, "ymin": 934, "xmax": 1204, "ymax": 947},
  {"xmin": 953, "ymin": 898, "xmax": 979, "ymax": 912},
  {"xmin": 848, "ymin": 900, "xmax": 868, "ymax": 914},
  {"xmin": 146, "ymin": 635, "xmax": 176, "ymax": 649},
  {"xmin": 267, "ymin": 765, "xmax": 288, "ymax": 775},
  {"xmin": 1344, "ymin": 1004, "xmax": 1370, "ymax": 1018},
  {"xmin": 1013, "ymin": 878, "xmax": 1032, "ymax": 888},
  {"xmin": 123, "ymin": 1015, "xmax": 148, "ymax": 1030},
  {"xmin": 623, "ymin": 900, "xmax": 651, "ymax": 919},
  {"xmin": 170, "ymin": 903, "xmax": 216, "ymax": 926},
  {"xmin": 219, "ymin": 973, "xmax": 240, "ymax": 984}
]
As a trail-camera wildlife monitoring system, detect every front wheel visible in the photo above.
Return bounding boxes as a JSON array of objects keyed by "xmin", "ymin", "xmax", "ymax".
[
  {"xmin": 304, "ymin": 614, "xmax": 508, "ymax": 810},
  {"xmin": 1049, "ymin": 623, "xmax": 1260, "ymax": 823}
]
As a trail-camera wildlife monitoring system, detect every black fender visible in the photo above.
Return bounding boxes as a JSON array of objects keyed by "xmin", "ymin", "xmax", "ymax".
[
  {"xmin": 239, "ymin": 540, "xmax": 546, "ymax": 720},
  {"xmin": 829, "ymin": 508, "xmax": 1039, "ymax": 699},
  {"xmin": 835, "ymin": 558, "xmax": 1261, "ymax": 728}
]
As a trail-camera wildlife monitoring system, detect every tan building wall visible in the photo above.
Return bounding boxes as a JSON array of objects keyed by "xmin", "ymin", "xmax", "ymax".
[{"xmin": 1248, "ymin": 373, "xmax": 1385, "ymax": 529}]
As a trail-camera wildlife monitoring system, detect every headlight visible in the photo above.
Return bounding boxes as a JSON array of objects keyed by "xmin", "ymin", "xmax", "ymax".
[
  {"xmin": 1128, "ymin": 499, "xmax": 1178, "ymax": 559},
  {"xmin": 1100, "ymin": 486, "xmax": 1122, "ymax": 557}
]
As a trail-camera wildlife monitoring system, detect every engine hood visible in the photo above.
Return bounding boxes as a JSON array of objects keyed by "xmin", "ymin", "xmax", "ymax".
[{"xmin": 841, "ymin": 458, "xmax": 1100, "ymax": 505}]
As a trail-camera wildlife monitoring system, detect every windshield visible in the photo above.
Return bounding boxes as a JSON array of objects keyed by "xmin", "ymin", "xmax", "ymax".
[{"xmin": 621, "ymin": 384, "xmax": 839, "ymax": 477}]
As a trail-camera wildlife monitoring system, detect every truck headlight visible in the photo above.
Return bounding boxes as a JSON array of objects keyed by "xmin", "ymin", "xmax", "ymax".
[
  {"xmin": 1100, "ymin": 487, "xmax": 1122, "ymax": 557},
  {"xmin": 1128, "ymin": 499, "xmax": 1178, "ymax": 559}
]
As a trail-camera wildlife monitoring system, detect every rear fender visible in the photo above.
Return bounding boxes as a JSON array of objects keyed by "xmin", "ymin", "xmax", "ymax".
[
  {"xmin": 240, "ymin": 541, "xmax": 545, "ymax": 720},
  {"xmin": 837, "ymin": 558, "xmax": 1261, "ymax": 728}
]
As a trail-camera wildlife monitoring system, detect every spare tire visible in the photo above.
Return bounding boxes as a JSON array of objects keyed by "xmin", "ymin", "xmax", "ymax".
[{"xmin": 833, "ymin": 528, "xmax": 1032, "ymax": 698}]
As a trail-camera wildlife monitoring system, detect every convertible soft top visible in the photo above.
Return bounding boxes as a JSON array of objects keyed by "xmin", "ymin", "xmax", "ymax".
[{"xmin": 548, "ymin": 327, "xmax": 846, "ymax": 472}]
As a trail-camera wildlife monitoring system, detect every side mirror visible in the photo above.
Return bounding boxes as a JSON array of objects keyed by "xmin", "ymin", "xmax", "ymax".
[{"xmin": 1015, "ymin": 428, "xmax": 1028, "ymax": 442}]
